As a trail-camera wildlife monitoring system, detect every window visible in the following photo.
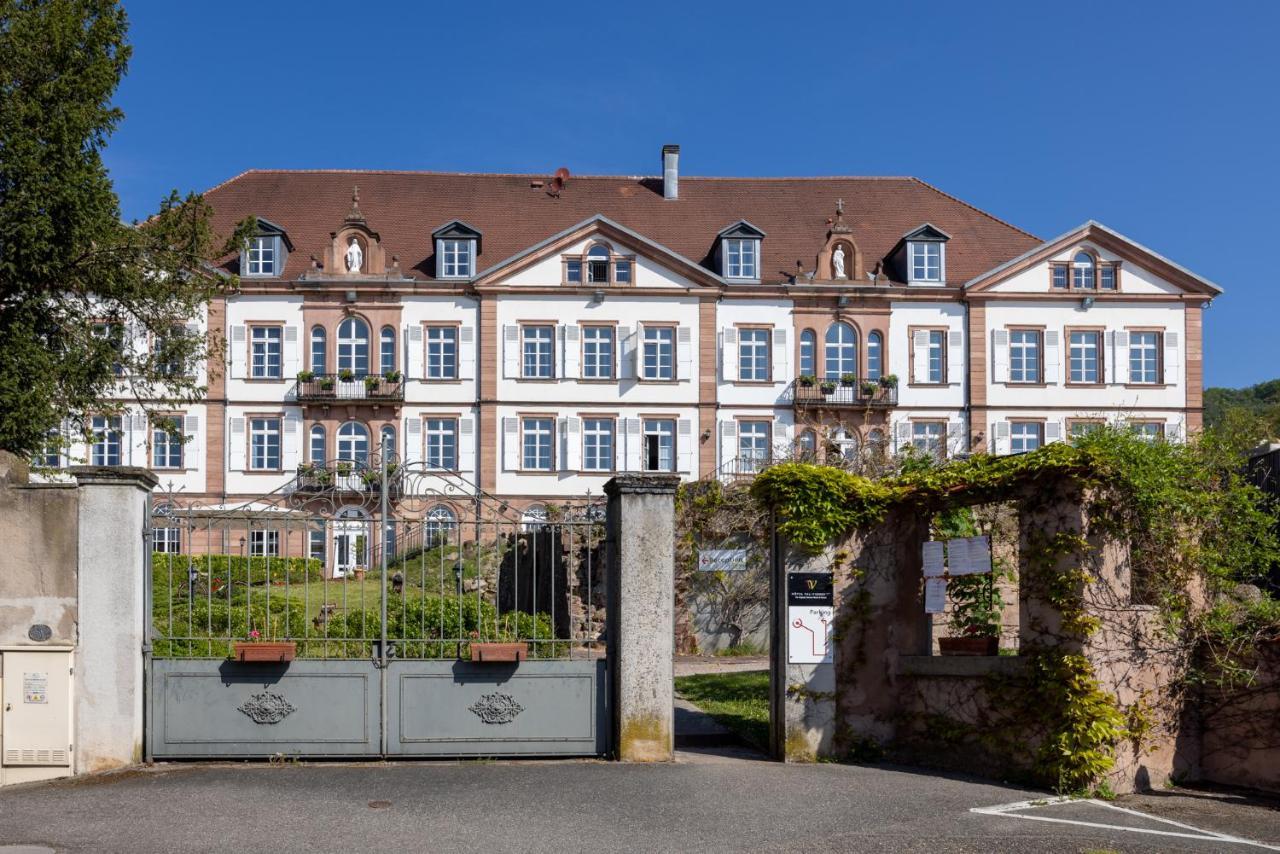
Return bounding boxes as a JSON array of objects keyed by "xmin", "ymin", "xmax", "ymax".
[
  {"xmin": 1009, "ymin": 329, "xmax": 1042, "ymax": 383},
  {"xmin": 738, "ymin": 421, "xmax": 770, "ymax": 472},
  {"xmin": 154, "ymin": 325, "xmax": 188, "ymax": 378},
  {"xmin": 425, "ymin": 418, "xmax": 457, "ymax": 470},
  {"xmin": 1130, "ymin": 421, "xmax": 1164, "ymax": 442},
  {"xmin": 1100, "ymin": 265, "xmax": 1116, "ymax": 290},
  {"xmin": 799, "ymin": 330, "xmax": 816, "ymax": 377},
  {"xmin": 642, "ymin": 326, "xmax": 675, "ymax": 381},
  {"xmin": 309, "ymin": 424, "xmax": 326, "ymax": 464},
  {"xmin": 642, "ymin": 419, "xmax": 675, "ymax": 472},
  {"xmin": 425, "ymin": 506, "xmax": 456, "ymax": 545},
  {"xmin": 310, "ymin": 326, "xmax": 327, "ymax": 374},
  {"xmin": 725, "ymin": 239, "xmax": 757, "ymax": 279},
  {"xmin": 153, "ymin": 527, "xmax": 182, "ymax": 554},
  {"xmin": 151, "ymin": 417, "xmax": 184, "ymax": 469},
  {"xmin": 250, "ymin": 326, "xmax": 283, "ymax": 379},
  {"xmin": 522, "ymin": 417, "xmax": 554, "ymax": 470},
  {"xmin": 1052, "ymin": 250, "xmax": 1117, "ymax": 291},
  {"xmin": 380, "ymin": 424, "xmax": 396, "ymax": 457},
  {"xmin": 521, "ymin": 505, "xmax": 549, "ymax": 532},
  {"xmin": 336, "ymin": 421, "xmax": 370, "ymax": 465},
  {"xmin": 910, "ymin": 242, "xmax": 942, "ymax": 282},
  {"xmin": 824, "ymin": 323, "xmax": 857, "ymax": 379},
  {"xmin": 566, "ymin": 260, "xmax": 582, "ymax": 283},
  {"xmin": 582, "ymin": 326, "xmax": 615, "ymax": 380},
  {"xmin": 922, "ymin": 330, "xmax": 945, "ymax": 384},
  {"xmin": 380, "ymin": 327, "xmax": 396, "ymax": 375},
  {"xmin": 583, "ymin": 418, "xmax": 615, "ymax": 471},
  {"xmin": 246, "ymin": 236, "xmax": 277, "ymax": 276},
  {"xmin": 587, "ymin": 245, "xmax": 610, "ymax": 284},
  {"xmin": 425, "ymin": 326, "xmax": 458, "ymax": 380},
  {"xmin": 911, "ymin": 421, "xmax": 945, "ymax": 459},
  {"xmin": 738, "ymin": 328, "xmax": 770, "ymax": 382},
  {"xmin": 308, "ymin": 528, "xmax": 326, "ymax": 560},
  {"xmin": 867, "ymin": 332, "xmax": 883, "ymax": 381},
  {"xmin": 1052, "ymin": 266, "xmax": 1069, "ymax": 289},
  {"xmin": 521, "ymin": 325, "xmax": 555, "ymax": 379},
  {"xmin": 614, "ymin": 259, "xmax": 631, "ymax": 284},
  {"xmin": 1069, "ymin": 331, "xmax": 1101, "ymax": 384},
  {"xmin": 93, "ymin": 322, "xmax": 126, "ymax": 376},
  {"xmin": 1072, "ymin": 251, "xmax": 1096, "ymax": 289},
  {"xmin": 34, "ymin": 429, "xmax": 62, "ymax": 468},
  {"xmin": 797, "ymin": 429, "xmax": 817, "ymax": 458},
  {"xmin": 1129, "ymin": 331, "xmax": 1160, "ymax": 384},
  {"xmin": 249, "ymin": 417, "xmax": 281, "ymax": 470},
  {"xmin": 337, "ymin": 317, "xmax": 370, "ymax": 376},
  {"xmin": 440, "ymin": 239, "xmax": 472, "ymax": 278},
  {"xmin": 91, "ymin": 416, "xmax": 123, "ymax": 466},
  {"xmin": 1069, "ymin": 421, "xmax": 1104, "ymax": 441},
  {"xmin": 834, "ymin": 428, "xmax": 859, "ymax": 462},
  {"xmin": 249, "ymin": 530, "xmax": 279, "ymax": 557},
  {"xmin": 1010, "ymin": 422, "xmax": 1042, "ymax": 454}
]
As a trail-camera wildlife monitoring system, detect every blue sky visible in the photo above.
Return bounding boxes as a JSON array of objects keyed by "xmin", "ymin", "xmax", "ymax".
[{"xmin": 105, "ymin": 1, "xmax": 1278, "ymax": 389}]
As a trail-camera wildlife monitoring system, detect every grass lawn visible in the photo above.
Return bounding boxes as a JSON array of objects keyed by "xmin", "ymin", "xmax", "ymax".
[{"xmin": 674, "ymin": 670, "xmax": 769, "ymax": 750}]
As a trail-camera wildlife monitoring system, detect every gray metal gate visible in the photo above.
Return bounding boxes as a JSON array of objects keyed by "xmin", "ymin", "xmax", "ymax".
[{"xmin": 145, "ymin": 453, "xmax": 608, "ymax": 759}]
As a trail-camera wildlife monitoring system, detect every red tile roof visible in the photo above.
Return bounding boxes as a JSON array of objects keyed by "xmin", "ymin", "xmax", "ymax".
[{"xmin": 203, "ymin": 170, "xmax": 1041, "ymax": 285}]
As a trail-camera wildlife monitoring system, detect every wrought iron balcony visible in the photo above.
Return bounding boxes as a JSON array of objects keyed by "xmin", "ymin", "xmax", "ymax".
[
  {"xmin": 294, "ymin": 373, "xmax": 405, "ymax": 403},
  {"xmin": 293, "ymin": 464, "xmax": 400, "ymax": 496},
  {"xmin": 787, "ymin": 379, "xmax": 898, "ymax": 409}
]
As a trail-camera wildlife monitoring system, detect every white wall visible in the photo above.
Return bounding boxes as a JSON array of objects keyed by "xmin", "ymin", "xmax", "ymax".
[
  {"xmin": 224, "ymin": 295, "xmax": 305, "ymax": 404},
  {"xmin": 987, "ymin": 243, "xmax": 1183, "ymax": 296},
  {"xmin": 888, "ymin": 301, "xmax": 966, "ymax": 410},
  {"xmin": 401, "ymin": 295, "xmax": 478, "ymax": 404},
  {"xmin": 501, "ymin": 237, "xmax": 695, "ymax": 289},
  {"xmin": 716, "ymin": 298, "xmax": 793, "ymax": 408}
]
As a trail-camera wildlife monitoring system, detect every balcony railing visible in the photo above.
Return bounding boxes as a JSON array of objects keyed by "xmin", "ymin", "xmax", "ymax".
[
  {"xmin": 787, "ymin": 379, "xmax": 898, "ymax": 408},
  {"xmin": 294, "ymin": 373, "xmax": 405, "ymax": 403},
  {"xmin": 292, "ymin": 465, "xmax": 401, "ymax": 496}
]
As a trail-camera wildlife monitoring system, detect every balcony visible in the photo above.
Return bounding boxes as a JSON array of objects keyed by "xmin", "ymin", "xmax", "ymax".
[
  {"xmin": 294, "ymin": 373, "xmax": 404, "ymax": 404},
  {"xmin": 292, "ymin": 464, "xmax": 401, "ymax": 497},
  {"xmin": 787, "ymin": 379, "xmax": 898, "ymax": 409}
]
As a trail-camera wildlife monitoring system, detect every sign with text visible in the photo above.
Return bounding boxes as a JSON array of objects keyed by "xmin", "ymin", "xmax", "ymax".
[
  {"xmin": 787, "ymin": 573, "xmax": 834, "ymax": 606},
  {"xmin": 697, "ymin": 548, "xmax": 750, "ymax": 572},
  {"xmin": 922, "ymin": 541, "xmax": 945, "ymax": 578},
  {"xmin": 924, "ymin": 578, "xmax": 947, "ymax": 614},
  {"xmin": 948, "ymin": 536, "xmax": 992, "ymax": 576},
  {"xmin": 787, "ymin": 573, "xmax": 834, "ymax": 664}
]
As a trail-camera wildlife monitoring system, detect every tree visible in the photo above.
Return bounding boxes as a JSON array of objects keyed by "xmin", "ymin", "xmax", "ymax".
[{"xmin": 0, "ymin": 0, "xmax": 251, "ymax": 458}]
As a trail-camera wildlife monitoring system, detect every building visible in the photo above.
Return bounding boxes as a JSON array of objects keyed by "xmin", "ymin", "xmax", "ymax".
[{"xmin": 48, "ymin": 146, "xmax": 1220, "ymax": 560}]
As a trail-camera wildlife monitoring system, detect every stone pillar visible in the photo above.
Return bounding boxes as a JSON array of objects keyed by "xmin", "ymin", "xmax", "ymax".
[
  {"xmin": 604, "ymin": 474, "xmax": 678, "ymax": 762},
  {"xmin": 70, "ymin": 465, "xmax": 157, "ymax": 774}
]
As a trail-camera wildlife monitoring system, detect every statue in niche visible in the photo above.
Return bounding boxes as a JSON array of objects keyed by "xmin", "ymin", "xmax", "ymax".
[
  {"xmin": 345, "ymin": 237, "xmax": 363, "ymax": 273},
  {"xmin": 832, "ymin": 245, "xmax": 847, "ymax": 279}
]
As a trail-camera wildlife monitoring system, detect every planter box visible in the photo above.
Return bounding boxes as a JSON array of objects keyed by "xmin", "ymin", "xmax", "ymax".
[
  {"xmin": 938, "ymin": 636, "xmax": 998, "ymax": 657},
  {"xmin": 232, "ymin": 641, "xmax": 296, "ymax": 663},
  {"xmin": 470, "ymin": 642, "xmax": 527, "ymax": 663}
]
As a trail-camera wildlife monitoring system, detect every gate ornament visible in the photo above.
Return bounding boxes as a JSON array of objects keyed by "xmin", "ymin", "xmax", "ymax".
[
  {"xmin": 469, "ymin": 692, "xmax": 524, "ymax": 724},
  {"xmin": 238, "ymin": 691, "xmax": 297, "ymax": 724}
]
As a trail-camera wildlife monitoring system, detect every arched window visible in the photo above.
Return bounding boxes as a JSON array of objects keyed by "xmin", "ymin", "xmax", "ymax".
[
  {"xmin": 587, "ymin": 245, "xmax": 610, "ymax": 284},
  {"xmin": 425, "ymin": 505, "xmax": 455, "ymax": 546},
  {"xmin": 1072, "ymin": 251, "xmax": 1096, "ymax": 290},
  {"xmin": 310, "ymin": 326, "xmax": 327, "ymax": 374},
  {"xmin": 834, "ymin": 427, "xmax": 860, "ymax": 462},
  {"xmin": 797, "ymin": 429, "xmax": 817, "ymax": 460},
  {"xmin": 521, "ymin": 504, "xmax": 548, "ymax": 532},
  {"xmin": 867, "ymin": 331, "xmax": 883, "ymax": 381},
  {"xmin": 799, "ymin": 329, "xmax": 816, "ymax": 377},
  {"xmin": 380, "ymin": 326, "xmax": 396, "ymax": 375},
  {"xmin": 337, "ymin": 421, "xmax": 369, "ymax": 465},
  {"xmin": 824, "ymin": 322, "xmax": 857, "ymax": 379},
  {"xmin": 309, "ymin": 425, "xmax": 326, "ymax": 465},
  {"xmin": 337, "ymin": 317, "xmax": 370, "ymax": 376},
  {"xmin": 380, "ymin": 424, "xmax": 396, "ymax": 459}
]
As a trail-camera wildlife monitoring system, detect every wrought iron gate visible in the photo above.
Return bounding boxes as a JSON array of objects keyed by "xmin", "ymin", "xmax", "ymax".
[{"xmin": 145, "ymin": 453, "xmax": 608, "ymax": 759}]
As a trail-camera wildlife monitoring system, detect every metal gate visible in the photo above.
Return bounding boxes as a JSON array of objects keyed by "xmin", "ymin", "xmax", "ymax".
[{"xmin": 145, "ymin": 454, "xmax": 608, "ymax": 759}]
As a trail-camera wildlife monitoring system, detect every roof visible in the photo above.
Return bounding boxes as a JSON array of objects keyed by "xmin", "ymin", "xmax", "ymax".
[{"xmin": 203, "ymin": 169, "xmax": 1042, "ymax": 284}]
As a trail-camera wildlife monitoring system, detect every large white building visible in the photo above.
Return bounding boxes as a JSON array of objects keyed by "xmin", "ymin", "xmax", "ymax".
[{"xmin": 52, "ymin": 146, "xmax": 1219, "ymax": 558}]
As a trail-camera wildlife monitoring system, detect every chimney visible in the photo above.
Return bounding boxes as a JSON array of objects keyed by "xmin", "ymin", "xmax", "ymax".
[{"xmin": 662, "ymin": 144, "xmax": 680, "ymax": 200}]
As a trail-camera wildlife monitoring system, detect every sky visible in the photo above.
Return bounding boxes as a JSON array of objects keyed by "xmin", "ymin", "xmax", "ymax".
[{"xmin": 104, "ymin": 1, "xmax": 1279, "ymax": 389}]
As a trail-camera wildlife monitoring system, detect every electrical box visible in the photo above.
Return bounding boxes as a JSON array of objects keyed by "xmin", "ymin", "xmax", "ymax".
[{"xmin": 1, "ymin": 650, "xmax": 73, "ymax": 768}]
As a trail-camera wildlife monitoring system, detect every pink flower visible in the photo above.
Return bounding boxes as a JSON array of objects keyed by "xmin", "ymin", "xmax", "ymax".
[{"xmin": 249, "ymin": 629, "xmax": 260, "ymax": 640}]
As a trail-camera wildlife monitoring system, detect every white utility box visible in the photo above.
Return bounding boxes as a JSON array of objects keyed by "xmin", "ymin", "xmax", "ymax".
[{"xmin": 1, "ymin": 649, "xmax": 74, "ymax": 785}]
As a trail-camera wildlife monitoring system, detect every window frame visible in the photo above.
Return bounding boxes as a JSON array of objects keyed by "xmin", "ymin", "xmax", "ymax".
[
  {"xmin": 723, "ymin": 238, "xmax": 759, "ymax": 281},
  {"xmin": 90, "ymin": 415, "xmax": 123, "ymax": 466},
  {"xmin": 92, "ymin": 320, "xmax": 127, "ymax": 377},
  {"xmin": 908, "ymin": 325, "xmax": 948, "ymax": 386},
  {"xmin": 1007, "ymin": 326, "xmax": 1044, "ymax": 385},
  {"xmin": 798, "ymin": 329, "xmax": 817, "ymax": 378},
  {"xmin": 908, "ymin": 241, "xmax": 944, "ymax": 283},
  {"xmin": 1009, "ymin": 420, "xmax": 1044, "ymax": 454},
  {"xmin": 560, "ymin": 244, "xmax": 636, "ymax": 286},
  {"xmin": 520, "ymin": 416, "xmax": 555, "ymax": 471},
  {"xmin": 1066, "ymin": 326, "xmax": 1105, "ymax": 386},
  {"xmin": 866, "ymin": 330, "xmax": 884, "ymax": 381},
  {"xmin": 438, "ymin": 238, "xmax": 474, "ymax": 279},
  {"xmin": 1126, "ymin": 328, "xmax": 1163, "ymax": 386},
  {"xmin": 1050, "ymin": 248, "xmax": 1120, "ymax": 292},
  {"xmin": 1067, "ymin": 419, "xmax": 1105, "ymax": 442},
  {"xmin": 424, "ymin": 324, "xmax": 460, "ymax": 381},
  {"xmin": 736, "ymin": 419, "xmax": 772, "ymax": 471},
  {"xmin": 581, "ymin": 416, "xmax": 616, "ymax": 472},
  {"xmin": 640, "ymin": 324, "xmax": 676, "ymax": 382},
  {"xmin": 823, "ymin": 322, "xmax": 858, "ymax": 380},
  {"xmin": 580, "ymin": 323, "xmax": 616, "ymax": 381},
  {"xmin": 310, "ymin": 325, "xmax": 327, "ymax": 374},
  {"xmin": 910, "ymin": 420, "xmax": 947, "ymax": 460},
  {"xmin": 736, "ymin": 325, "xmax": 772, "ymax": 383},
  {"xmin": 247, "ymin": 415, "xmax": 283, "ymax": 472},
  {"xmin": 249, "ymin": 529, "xmax": 280, "ymax": 557},
  {"xmin": 1129, "ymin": 420, "xmax": 1165, "ymax": 442},
  {"xmin": 248, "ymin": 323, "xmax": 285, "ymax": 381},
  {"xmin": 244, "ymin": 236, "xmax": 278, "ymax": 277},
  {"xmin": 641, "ymin": 417, "xmax": 676, "ymax": 472},
  {"xmin": 424, "ymin": 417, "xmax": 459, "ymax": 472},
  {"xmin": 336, "ymin": 316, "xmax": 371, "ymax": 377},
  {"xmin": 379, "ymin": 326, "xmax": 396, "ymax": 376},
  {"xmin": 150, "ymin": 415, "xmax": 185, "ymax": 470},
  {"xmin": 520, "ymin": 324, "xmax": 556, "ymax": 380}
]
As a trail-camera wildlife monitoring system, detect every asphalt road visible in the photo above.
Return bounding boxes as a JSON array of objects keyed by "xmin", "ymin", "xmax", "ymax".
[{"xmin": 0, "ymin": 753, "xmax": 1276, "ymax": 853}]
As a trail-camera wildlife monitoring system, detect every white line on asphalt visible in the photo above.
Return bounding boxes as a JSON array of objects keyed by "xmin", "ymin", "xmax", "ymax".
[{"xmin": 970, "ymin": 797, "xmax": 1280, "ymax": 850}]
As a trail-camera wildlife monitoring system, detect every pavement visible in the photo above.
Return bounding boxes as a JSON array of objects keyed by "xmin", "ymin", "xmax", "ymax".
[
  {"xmin": 673, "ymin": 654, "xmax": 769, "ymax": 677},
  {"xmin": 1, "ymin": 755, "xmax": 1277, "ymax": 853}
]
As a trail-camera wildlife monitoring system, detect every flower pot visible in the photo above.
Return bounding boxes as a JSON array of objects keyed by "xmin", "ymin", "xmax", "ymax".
[
  {"xmin": 820, "ymin": 383, "xmax": 837, "ymax": 395},
  {"xmin": 938, "ymin": 636, "xmax": 998, "ymax": 656},
  {"xmin": 470, "ymin": 642, "xmax": 528, "ymax": 663},
  {"xmin": 352, "ymin": 568, "xmax": 366, "ymax": 581},
  {"xmin": 232, "ymin": 641, "xmax": 296, "ymax": 663}
]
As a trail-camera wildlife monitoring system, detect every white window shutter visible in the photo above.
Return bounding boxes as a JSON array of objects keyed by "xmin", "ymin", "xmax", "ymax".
[
  {"xmin": 1045, "ymin": 420, "xmax": 1062, "ymax": 444},
  {"xmin": 677, "ymin": 326, "xmax": 692, "ymax": 380},
  {"xmin": 128, "ymin": 412, "xmax": 147, "ymax": 465},
  {"xmin": 405, "ymin": 417, "xmax": 423, "ymax": 465},
  {"xmin": 229, "ymin": 416, "xmax": 246, "ymax": 470},
  {"xmin": 1114, "ymin": 331, "xmax": 1130, "ymax": 384},
  {"xmin": 503, "ymin": 326, "xmax": 520, "ymax": 379},
  {"xmin": 459, "ymin": 325, "xmax": 476, "ymax": 380},
  {"xmin": 894, "ymin": 421, "xmax": 912, "ymax": 452},
  {"xmin": 947, "ymin": 420, "xmax": 965, "ymax": 456},
  {"xmin": 992, "ymin": 329, "xmax": 1009, "ymax": 383},
  {"xmin": 557, "ymin": 416, "xmax": 571, "ymax": 471},
  {"xmin": 406, "ymin": 325, "xmax": 424, "ymax": 380},
  {"xmin": 994, "ymin": 421, "xmax": 1011, "ymax": 455},
  {"xmin": 283, "ymin": 325, "xmax": 299, "ymax": 378},
  {"xmin": 947, "ymin": 330, "xmax": 963, "ymax": 385},
  {"xmin": 565, "ymin": 417, "xmax": 582, "ymax": 471},
  {"xmin": 719, "ymin": 420, "xmax": 738, "ymax": 468},
  {"xmin": 623, "ymin": 418, "xmax": 642, "ymax": 471},
  {"xmin": 912, "ymin": 330, "xmax": 930, "ymax": 383},
  {"xmin": 632, "ymin": 325, "xmax": 644, "ymax": 379},
  {"xmin": 459, "ymin": 417, "xmax": 475, "ymax": 473},
  {"xmin": 282, "ymin": 412, "xmax": 301, "ymax": 471},
  {"xmin": 1043, "ymin": 329, "xmax": 1061, "ymax": 385},
  {"xmin": 772, "ymin": 328, "xmax": 788, "ymax": 381},
  {"xmin": 1166, "ymin": 421, "xmax": 1183, "ymax": 443},
  {"xmin": 773, "ymin": 419, "xmax": 791, "ymax": 460},
  {"xmin": 677, "ymin": 418, "xmax": 694, "ymax": 473},
  {"xmin": 563, "ymin": 324, "xmax": 580, "ymax": 379},
  {"xmin": 619, "ymin": 327, "xmax": 635, "ymax": 380},
  {"xmin": 184, "ymin": 321, "xmax": 200, "ymax": 342},
  {"xmin": 1163, "ymin": 330, "xmax": 1180, "ymax": 385},
  {"xmin": 503, "ymin": 417, "xmax": 519, "ymax": 470},
  {"xmin": 230, "ymin": 325, "xmax": 247, "ymax": 379},
  {"xmin": 722, "ymin": 329, "xmax": 738, "ymax": 382},
  {"xmin": 183, "ymin": 414, "xmax": 200, "ymax": 469}
]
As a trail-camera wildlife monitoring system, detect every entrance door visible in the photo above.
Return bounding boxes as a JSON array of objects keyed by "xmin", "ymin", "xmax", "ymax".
[{"xmin": 332, "ymin": 516, "xmax": 366, "ymax": 578}]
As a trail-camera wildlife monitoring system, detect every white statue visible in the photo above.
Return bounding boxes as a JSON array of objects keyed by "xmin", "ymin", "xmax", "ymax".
[
  {"xmin": 833, "ymin": 246, "xmax": 847, "ymax": 279},
  {"xmin": 345, "ymin": 237, "xmax": 363, "ymax": 273}
]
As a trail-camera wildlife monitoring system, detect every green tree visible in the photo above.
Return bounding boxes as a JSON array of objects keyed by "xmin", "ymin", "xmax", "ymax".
[{"xmin": 0, "ymin": 0, "xmax": 252, "ymax": 458}]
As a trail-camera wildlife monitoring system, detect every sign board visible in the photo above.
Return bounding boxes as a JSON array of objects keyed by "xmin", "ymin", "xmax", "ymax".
[
  {"xmin": 924, "ymin": 578, "xmax": 947, "ymax": 614},
  {"xmin": 922, "ymin": 540, "xmax": 945, "ymax": 578},
  {"xmin": 23, "ymin": 672, "xmax": 48, "ymax": 704},
  {"xmin": 697, "ymin": 548, "xmax": 750, "ymax": 572},
  {"xmin": 787, "ymin": 573, "xmax": 834, "ymax": 664},
  {"xmin": 948, "ymin": 535, "xmax": 992, "ymax": 576}
]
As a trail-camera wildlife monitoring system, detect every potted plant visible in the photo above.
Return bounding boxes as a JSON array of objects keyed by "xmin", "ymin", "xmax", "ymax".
[
  {"xmin": 296, "ymin": 369, "xmax": 315, "ymax": 383},
  {"xmin": 797, "ymin": 374, "xmax": 817, "ymax": 388},
  {"xmin": 861, "ymin": 380, "xmax": 879, "ymax": 397},
  {"xmin": 361, "ymin": 469, "xmax": 380, "ymax": 489},
  {"xmin": 336, "ymin": 461, "xmax": 353, "ymax": 477},
  {"xmin": 939, "ymin": 573, "xmax": 1002, "ymax": 656},
  {"xmin": 840, "ymin": 372, "xmax": 857, "ymax": 387},
  {"xmin": 232, "ymin": 628, "xmax": 296, "ymax": 663},
  {"xmin": 879, "ymin": 373, "xmax": 899, "ymax": 389},
  {"xmin": 364, "ymin": 375, "xmax": 381, "ymax": 391},
  {"xmin": 338, "ymin": 368, "xmax": 355, "ymax": 382},
  {"xmin": 383, "ymin": 369, "xmax": 402, "ymax": 383},
  {"xmin": 319, "ymin": 377, "xmax": 335, "ymax": 390},
  {"xmin": 352, "ymin": 565, "xmax": 366, "ymax": 582},
  {"xmin": 819, "ymin": 380, "xmax": 837, "ymax": 395}
]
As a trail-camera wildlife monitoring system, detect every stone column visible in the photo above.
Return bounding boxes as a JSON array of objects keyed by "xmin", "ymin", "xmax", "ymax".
[
  {"xmin": 604, "ymin": 474, "xmax": 679, "ymax": 762},
  {"xmin": 70, "ymin": 465, "xmax": 157, "ymax": 774}
]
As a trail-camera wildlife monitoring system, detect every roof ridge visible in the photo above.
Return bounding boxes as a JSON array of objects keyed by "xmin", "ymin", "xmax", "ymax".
[
  {"xmin": 204, "ymin": 168, "xmax": 923, "ymax": 184},
  {"xmin": 908, "ymin": 177, "xmax": 1040, "ymax": 242}
]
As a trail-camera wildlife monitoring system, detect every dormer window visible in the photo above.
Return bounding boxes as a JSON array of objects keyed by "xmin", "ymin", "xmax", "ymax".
[
  {"xmin": 432, "ymin": 220, "xmax": 482, "ymax": 280},
  {"xmin": 909, "ymin": 242, "xmax": 942, "ymax": 282},
  {"xmin": 440, "ymin": 240, "xmax": 473, "ymax": 278},
  {"xmin": 241, "ymin": 218, "xmax": 291, "ymax": 278},
  {"xmin": 898, "ymin": 224, "xmax": 950, "ymax": 286},
  {"xmin": 717, "ymin": 221, "xmax": 765, "ymax": 282},
  {"xmin": 1050, "ymin": 248, "xmax": 1119, "ymax": 291}
]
